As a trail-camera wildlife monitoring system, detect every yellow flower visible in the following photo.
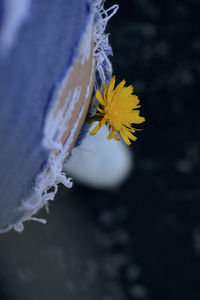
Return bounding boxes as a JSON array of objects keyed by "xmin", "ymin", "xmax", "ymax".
[{"xmin": 87, "ymin": 76, "xmax": 145, "ymax": 145}]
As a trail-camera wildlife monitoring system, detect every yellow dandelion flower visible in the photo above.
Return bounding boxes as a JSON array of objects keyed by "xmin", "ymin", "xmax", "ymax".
[{"xmin": 87, "ymin": 76, "xmax": 145, "ymax": 145}]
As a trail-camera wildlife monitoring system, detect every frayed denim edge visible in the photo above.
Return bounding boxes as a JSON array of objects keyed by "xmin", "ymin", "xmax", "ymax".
[
  {"xmin": 72, "ymin": 0, "xmax": 119, "ymax": 148},
  {"xmin": 0, "ymin": 0, "xmax": 118, "ymax": 233}
]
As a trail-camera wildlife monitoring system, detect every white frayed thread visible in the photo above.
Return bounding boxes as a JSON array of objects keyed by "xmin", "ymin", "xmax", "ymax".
[
  {"xmin": 93, "ymin": 0, "xmax": 119, "ymax": 88},
  {"xmin": 3, "ymin": 162, "xmax": 73, "ymax": 233},
  {"xmin": 14, "ymin": 218, "xmax": 47, "ymax": 233},
  {"xmin": 1, "ymin": 58, "xmax": 95, "ymax": 234}
]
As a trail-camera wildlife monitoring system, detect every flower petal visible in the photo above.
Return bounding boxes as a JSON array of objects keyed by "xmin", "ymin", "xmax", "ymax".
[
  {"xmin": 113, "ymin": 79, "xmax": 126, "ymax": 96},
  {"xmin": 90, "ymin": 122, "xmax": 102, "ymax": 135},
  {"xmin": 104, "ymin": 84, "xmax": 108, "ymax": 101},
  {"xmin": 107, "ymin": 76, "xmax": 116, "ymax": 100},
  {"xmin": 97, "ymin": 106, "xmax": 105, "ymax": 113},
  {"xmin": 120, "ymin": 130, "xmax": 131, "ymax": 145},
  {"xmin": 96, "ymin": 90, "xmax": 105, "ymax": 106},
  {"xmin": 126, "ymin": 110, "xmax": 146, "ymax": 124},
  {"xmin": 122, "ymin": 127, "xmax": 137, "ymax": 141},
  {"xmin": 107, "ymin": 129, "xmax": 118, "ymax": 141}
]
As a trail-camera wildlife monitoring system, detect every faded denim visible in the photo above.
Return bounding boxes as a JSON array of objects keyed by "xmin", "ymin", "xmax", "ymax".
[{"xmin": 0, "ymin": 0, "xmax": 94, "ymax": 230}]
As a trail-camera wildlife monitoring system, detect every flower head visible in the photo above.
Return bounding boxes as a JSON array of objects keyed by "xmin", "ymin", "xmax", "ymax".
[{"xmin": 87, "ymin": 76, "xmax": 145, "ymax": 145}]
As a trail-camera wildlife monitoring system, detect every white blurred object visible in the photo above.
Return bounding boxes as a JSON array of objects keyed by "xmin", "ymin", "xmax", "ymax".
[{"xmin": 63, "ymin": 122, "xmax": 133, "ymax": 189}]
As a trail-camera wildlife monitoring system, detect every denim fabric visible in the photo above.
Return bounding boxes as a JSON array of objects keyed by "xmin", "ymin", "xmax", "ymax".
[{"xmin": 0, "ymin": 0, "xmax": 94, "ymax": 230}]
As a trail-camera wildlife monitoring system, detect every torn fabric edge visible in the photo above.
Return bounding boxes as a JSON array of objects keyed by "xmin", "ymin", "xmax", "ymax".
[
  {"xmin": 73, "ymin": 0, "xmax": 119, "ymax": 148},
  {"xmin": 93, "ymin": 0, "xmax": 118, "ymax": 90},
  {"xmin": 0, "ymin": 0, "xmax": 118, "ymax": 233}
]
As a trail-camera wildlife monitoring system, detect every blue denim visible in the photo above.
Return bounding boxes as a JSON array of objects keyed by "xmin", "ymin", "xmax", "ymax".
[{"xmin": 0, "ymin": 0, "xmax": 94, "ymax": 230}]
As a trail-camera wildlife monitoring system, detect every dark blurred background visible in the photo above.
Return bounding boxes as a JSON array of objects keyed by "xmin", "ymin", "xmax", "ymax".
[
  {"xmin": 0, "ymin": 0, "xmax": 200, "ymax": 299},
  {"xmin": 104, "ymin": 0, "xmax": 200, "ymax": 299}
]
